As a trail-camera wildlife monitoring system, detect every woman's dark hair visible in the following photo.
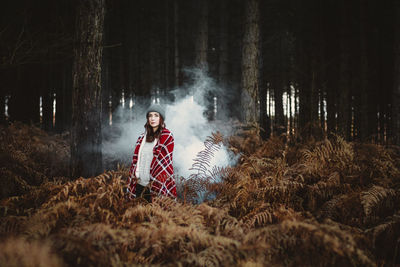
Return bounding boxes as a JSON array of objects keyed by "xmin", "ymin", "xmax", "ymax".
[{"xmin": 145, "ymin": 113, "xmax": 165, "ymax": 142}]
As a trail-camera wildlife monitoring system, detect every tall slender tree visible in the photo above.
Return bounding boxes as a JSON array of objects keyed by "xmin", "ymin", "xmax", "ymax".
[
  {"xmin": 42, "ymin": 62, "xmax": 54, "ymax": 131},
  {"xmin": 216, "ymin": 0, "xmax": 229, "ymax": 120},
  {"xmin": 71, "ymin": 0, "xmax": 105, "ymax": 178},
  {"xmin": 393, "ymin": 0, "xmax": 400, "ymax": 145},
  {"xmin": 337, "ymin": 0, "xmax": 351, "ymax": 139},
  {"xmin": 218, "ymin": 0, "xmax": 228, "ymax": 86},
  {"xmin": 296, "ymin": 1, "xmax": 319, "ymax": 134},
  {"xmin": 195, "ymin": 0, "xmax": 209, "ymax": 69},
  {"xmin": 274, "ymin": 31, "xmax": 285, "ymax": 136},
  {"xmin": 164, "ymin": 0, "xmax": 171, "ymax": 91},
  {"xmin": 174, "ymin": 0, "xmax": 180, "ymax": 87},
  {"xmin": 324, "ymin": 1, "xmax": 339, "ymax": 135},
  {"xmin": 0, "ymin": 73, "xmax": 5, "ymax": 123},
  {"xmin": 357, "ymin": 0, "xmax": 369, "ymax": 141},
  {"xmin": 56, "ymin": 61, "xmax": 72, "ymax": 133},
  {"xmin": 241, "ymin": 0, "xmax": 260, "ymax": 124}
]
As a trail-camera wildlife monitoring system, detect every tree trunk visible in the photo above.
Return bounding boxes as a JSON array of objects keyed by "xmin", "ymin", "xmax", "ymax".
[
  {"xmin": 9, "ymin": 65, "xmax": 39, "ymax": 124},
  {"xmin": 240, "ymin": 0, "xmax": 260, "ymax": 124},
  {"xmin": 288, "ymin": 83, "xmax": 294, "ymax": 137},
  {"xmin": 218, "ymin": 0, "xmax": 228, "ymax": 85},
  {"xmin": 0, "ymin": 94, "xmax": 4, "ymax": 123},
  {"xmin": 31, "ymin": 67, "xmax": 41, "ymax": 125},
  {"xmin": 297, "ymin": 33, "xmax": 311, "ymax": 131},
  {"xmin": 323, "ymin": 2, "xmax": 339, "ymax": 135},
  {"xmin": 173, "ymin": 0, "xmax": 180, "ymax": 88},
  {"xmin": 216, "ymin": 0, "xmax": 228, "ymax": 120},
  {"xmin": 294, "ymin": 85, "xmax": 299, "ymax": 131},
  {"xmin": 325, "ymin": 19, "xmax": 338, "ymax": 135},
  {"xmin": 297, "ymin": 1, "xmax": 320, "ymax": 135},
  {"xmin": 310, "ymin": 62, "xmax": 319, "ymax": 125},
  {"xmin": 357, "ymin": 0, "xmax": 369, "ymax": 141},
  {"xmin": 164, "ymin": 0, "xmax": 171, "ymax": 92},
  {"xmin": 318, "ymin": 0, "xmax": 327, "ymax": 133},
  {"xmin": 110, "ymin": 61, "xmax": 122, "ymax": 125},
  {"xmin": 149, "ymin": 27, "xmax": 162, "ymax": 99},
  {"xmin": 326, "ymin": 84, "xmax": 336, "ymax": 134},
  {"xmin": 101, "ymin": 5, "xmax": 111, "ymax": 128},
  {"xmin": 259, "ymin": 74, "xmax": 268, "ymax": 139},
  {"xmin": 393, "ymin": 1, "xmax": 400, "ymax": 144},
  {"xmin": 337, "ymin": 1, "xmax": 351, "ymax": 140},
  {"xmin": 319, "ymin": 87, "xmax": 325, "ymax": 131},
  {"xmin": 121, "ymin": 0, "xmax": 133, "ymax": 110},
  {"xmin": 195, "ymin": 0, "xmax": 208, "ymax": 69},
  {"xmin": 55, "ymin": 62, "xmax": 69, "ymax": 133},
  {"xmin": 42, "ymin": 63, "xmax": 53, "ymax": 131},
  {"xmin": 271, "ymin": 30, "xmax": 284, "ymax": 136},
  {"xmin": 296, "ymin": 2, "xmax": 311, "ymax": 132},
  {"xmin": 274, "ymin": 85, "xmax": 285, "ymax": 135},
  {"xmin": 71, "ymin": 0, "xmax": 105, "ymax": 178},
  {"xmin": 0, "ymin": 70, "xmax": 7, "ymax": 124},
  {"xmin": 132, "ymin": 2, "xmax": 151, "ymax": 111},
  {"xmin": 298, "ymin": 72, "xmax": 310, "ymax": 130},
  {"xmin": 42, "ymin": 90, "xmax": 53, "ymax": 131},
  {"xmin": 361, "ymin": 1, "xmax": 379, "ymax": 142}
]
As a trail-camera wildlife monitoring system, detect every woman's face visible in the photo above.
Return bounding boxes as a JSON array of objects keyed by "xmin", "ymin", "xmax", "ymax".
[{"xmin": 148, "ymin": 112, "xmax": 160, "ymax": 128}]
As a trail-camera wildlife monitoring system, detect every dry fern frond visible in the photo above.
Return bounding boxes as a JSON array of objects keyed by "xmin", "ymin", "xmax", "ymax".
[
  {"xmin": 0, "ymin": 181, "xmax": 63, "ymax": 216},
  {"xmin": 0, "ymin": 215, "xmax": 28, "ymax": 236},
  {"xmin": 42, "ymin": 170, "xmax": 124, "ymax": 210},
  {"xmin": 354, "ymin": 142, "xmax": 400, "ymax": 186},
  {"xmin": 306, "ymin": 172, "xmax": 344, "ymax": 211},
  {"xmin": 227, "ymin": 123, "xmax": 264, "ymax": 156},
  {"xmin": 207, "ymin": 165, "xmax": 234, "ymax": 183},
  {"xmin": 315, "ymin": 192, "xmax": 366, "ymax": 227},
  {"xmin": 23, "ymin": 199, "xmax": 80, "ymax": 238},
  {"xmin": 1, "ymin": 121, "xmax": 400, "ymax": 266},
  {"xmin": 0, "ymin": 237, "xmax": 63, "ymax": 267},
  {"xmin": 122, "ymin": 202, "xmax": 175, "ymax": 225},
  {"xmin": 365, "ymin": 212, "xmax": 400, "ymax": 264},
  {"xmin": 197, "ymin": 203, "xmax": 244, "ymax": 238},
  {"xmin": 254, "ymin": 136, "xmax": 287, "ymax": 159},
  {"xmin": 190, "ymin": 131, "xmax": 224, "ymax": 179},
  {"xmin": 0, "ymin": 122, "xmax": 70, "ymax": 199},
  {"xmin": 184, "ymin": 132, "xmax": 233, "ymax": 202},
  {"xmin": 317, "ymin": 194, "xmax": 349, "ymax": 220},
  {"xmin": 52, "ymin": 224, "xmax": 136, "ymax": 266},
  {"xmin": 256, "ymin": 178, "xmax": 303, "ymax": 204},
  {"xmin": 240, "ymin": 202, "xmax": 303, "ymax": 231},
  {"xmin": 300, "ymin": 135, "xmax": 356, "ymax": 177},
  {"xmin": 361, "ymin": 185, "xmax": 397, "ymax": 219},
  {"xmin": 244, "ymin": 218, "xmax": 375, "ymax": 266}
]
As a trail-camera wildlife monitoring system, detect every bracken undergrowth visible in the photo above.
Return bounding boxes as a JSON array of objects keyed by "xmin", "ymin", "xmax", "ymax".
[{"xmin": 0, "ymin": 122, "xmax": 399, "ymax": 266}]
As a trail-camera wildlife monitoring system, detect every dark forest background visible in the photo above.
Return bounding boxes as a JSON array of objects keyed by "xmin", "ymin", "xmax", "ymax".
[{"xmin": 1, "ymin": 0, "xmax": 400, "ymax": 176}]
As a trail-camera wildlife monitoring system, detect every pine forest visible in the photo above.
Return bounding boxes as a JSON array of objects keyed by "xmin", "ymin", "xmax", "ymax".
[{"xmin": 0, "ymin": 0, "xmax": 399, "ymax": 266}]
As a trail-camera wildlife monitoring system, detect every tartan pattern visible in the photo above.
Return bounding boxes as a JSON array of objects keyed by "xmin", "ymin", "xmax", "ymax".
[{"xmin": 126, "ymin": 128, "xmax": 176, "ymax": 199}]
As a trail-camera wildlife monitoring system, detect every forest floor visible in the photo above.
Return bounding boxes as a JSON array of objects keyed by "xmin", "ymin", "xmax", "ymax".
[{"xmin": 0, "ymin": 122, "xmax": 399, "ymax": 266}]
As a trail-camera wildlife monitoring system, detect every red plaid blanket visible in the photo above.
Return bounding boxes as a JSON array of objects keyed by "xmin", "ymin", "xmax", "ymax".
[{"xmin": 126, "ymin": 128, "xmax": 177, "ymax": 199}]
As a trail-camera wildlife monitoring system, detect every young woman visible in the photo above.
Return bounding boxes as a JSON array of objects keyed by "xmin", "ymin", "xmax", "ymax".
[{"xmin": 126, "ymin": 104, "xmax": 176, "ymax": 201}]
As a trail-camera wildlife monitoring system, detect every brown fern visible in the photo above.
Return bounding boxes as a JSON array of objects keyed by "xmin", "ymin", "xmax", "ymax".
[{"xmin": 361, "ymin": 185, "xmax": 397, "ymax": 220}]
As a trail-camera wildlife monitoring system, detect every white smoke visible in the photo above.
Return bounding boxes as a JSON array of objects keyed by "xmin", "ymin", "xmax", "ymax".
[{"xmin": 102, "ymin": 68, "xmax": 238, "ymax": 188}]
